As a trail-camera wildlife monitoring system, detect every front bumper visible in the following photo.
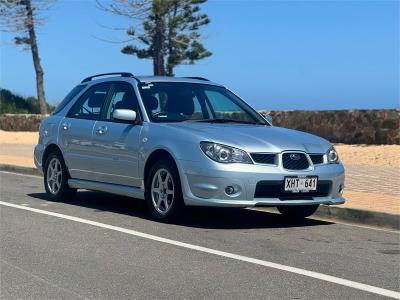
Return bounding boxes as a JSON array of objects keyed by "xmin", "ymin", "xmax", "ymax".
[{"xmin": 178, "ymin": 159, "xmax": 345, "ymax": 207}]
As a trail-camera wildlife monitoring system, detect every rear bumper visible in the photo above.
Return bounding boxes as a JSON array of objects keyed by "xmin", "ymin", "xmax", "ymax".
[
  {"xmin": 177, "ymin": 159, "xmax": 345, "ymax": 207},
  {"xmin": 34, "ymin": 144, "xmax": 44, "ymax": 173}
]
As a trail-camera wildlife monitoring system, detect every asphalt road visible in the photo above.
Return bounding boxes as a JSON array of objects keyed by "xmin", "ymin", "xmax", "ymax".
[{"xmin": 1, "ymin": 171, "xmax": 399, "ymax": 299}]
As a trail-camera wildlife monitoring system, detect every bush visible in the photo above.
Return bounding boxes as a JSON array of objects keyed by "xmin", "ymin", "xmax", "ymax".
[{"xmin": 0, "ymin": 88, "xmax": 54, "ymax": 114}]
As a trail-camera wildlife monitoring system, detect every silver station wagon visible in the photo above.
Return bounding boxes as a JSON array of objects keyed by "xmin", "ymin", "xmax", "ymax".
[{"xmin": 34, "ymin": 72, "xmax": 345, "ymax": 222}]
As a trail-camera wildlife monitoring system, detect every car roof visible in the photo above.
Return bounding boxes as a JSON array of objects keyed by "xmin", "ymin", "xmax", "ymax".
[{"xmin": 84, "ymin": 75, "xmax": 223, "ymax": 87}]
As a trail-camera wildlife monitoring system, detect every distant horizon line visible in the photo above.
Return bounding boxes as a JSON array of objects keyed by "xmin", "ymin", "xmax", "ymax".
[{"xmin": 1, "ymin": 86, "xmax": 398, "ymax": 112}]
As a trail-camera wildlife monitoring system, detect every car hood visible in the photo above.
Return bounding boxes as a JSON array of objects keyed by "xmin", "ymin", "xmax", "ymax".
[{"xmin": 166, "ymin": 123, "xmax": 331, "ymax": 153}]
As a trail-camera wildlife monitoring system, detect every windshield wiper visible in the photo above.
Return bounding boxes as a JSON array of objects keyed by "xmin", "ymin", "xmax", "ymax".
[{"xmin": 192, "ymin": 118, "xmax": 262, "ymax": 125}]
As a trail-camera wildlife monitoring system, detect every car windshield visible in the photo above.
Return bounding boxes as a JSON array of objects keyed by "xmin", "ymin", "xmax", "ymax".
[{"xmin": 139, "ymin": 82, "xmax": 267, "ymax": 125}]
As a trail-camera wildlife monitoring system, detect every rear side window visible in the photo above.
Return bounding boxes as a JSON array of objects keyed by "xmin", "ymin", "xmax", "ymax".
[
  {"xmin": 53, "ymin": 84, "xmax": 87, "ymax": 115},
  {"xmin": 68, "ymin": 83, "xmax": 111, "ymax": 120}
]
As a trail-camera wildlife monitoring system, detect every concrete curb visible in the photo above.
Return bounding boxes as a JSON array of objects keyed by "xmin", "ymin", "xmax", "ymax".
[
  {"xmin": 1, "ymin": 163, "xmax": 399, "ymax": 231},
  {"xmin": 0, "ymin": 163, "xmax": 42, "ymax": 176},
  {"xmin": 314, "ymin": 205, "xmax": 399, "ymax": 231}
]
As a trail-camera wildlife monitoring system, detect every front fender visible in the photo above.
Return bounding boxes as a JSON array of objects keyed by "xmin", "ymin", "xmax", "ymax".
[{"xmin": 138, "ymin": 123, "xmax": 204, "ymax": 179}]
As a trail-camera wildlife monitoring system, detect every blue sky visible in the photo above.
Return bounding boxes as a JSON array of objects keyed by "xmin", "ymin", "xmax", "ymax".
[{"xmin": 1, "ymin": 0, "xmax": 399, "ymax": 110}]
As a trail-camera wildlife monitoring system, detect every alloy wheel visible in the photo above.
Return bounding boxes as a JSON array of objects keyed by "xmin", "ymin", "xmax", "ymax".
[
  {"xmin": 46, "ymin": 157, "xmax": 62, "ymax": 194},
  {"xmin": 151, "ymin": 168, "xmax": 175, "ymax": 215}
]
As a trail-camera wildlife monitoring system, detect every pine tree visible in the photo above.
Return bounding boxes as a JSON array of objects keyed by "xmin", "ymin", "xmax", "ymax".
[{"xmin": 98, "ymin": 0, "xmax": 211, "ymax": 76}]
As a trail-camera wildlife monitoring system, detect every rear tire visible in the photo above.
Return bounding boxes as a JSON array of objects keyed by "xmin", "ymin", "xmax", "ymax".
[
  {"xmin": 277, "ymin": 205, "xmax": 319, "ymax": 219},
  {"xmin": 145, "ymin": 159, "xmax": 184, "ymax": 222},
  {"xmin": 43, "ymin": 151, "xmax": 76, "ymax": 201}
]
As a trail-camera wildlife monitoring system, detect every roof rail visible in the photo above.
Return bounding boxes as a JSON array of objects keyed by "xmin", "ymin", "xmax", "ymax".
[
  {"xmin": 81, "ymin": 72, "xmax": 136, "ymax": 83},
  {"xmin": 184, "ymin": 76, "xmax": 209, "ymax": 81}
]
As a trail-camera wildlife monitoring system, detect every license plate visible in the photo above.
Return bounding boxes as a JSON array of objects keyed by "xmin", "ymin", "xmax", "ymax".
[{"xmin": 284, "ymin": 176, "xmax": 318, "ymax": 193}]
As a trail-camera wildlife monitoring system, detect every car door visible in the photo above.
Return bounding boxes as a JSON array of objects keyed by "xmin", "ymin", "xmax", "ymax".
[
  {"xmin": 90, "ymin": 82, "xmax": 143, "ymax": 187},
  {"xmin": 58, "ymin": 83, "xmax": 111, "ymax": 181}
]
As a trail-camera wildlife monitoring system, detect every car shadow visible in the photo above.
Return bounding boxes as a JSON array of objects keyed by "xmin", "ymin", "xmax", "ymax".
[{"xmin": 27, "ymin": 190, "xmax": 334, "ymax": 230}]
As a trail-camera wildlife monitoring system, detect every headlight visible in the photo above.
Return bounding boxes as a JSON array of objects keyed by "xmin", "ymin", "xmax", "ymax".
[
  {"xmin": 327, "ymin": 146, "xmax": 339, "ymax": 163},
  {"xmin": 200, "ymin": 142, "xmax": 253, "ymax": 164}
]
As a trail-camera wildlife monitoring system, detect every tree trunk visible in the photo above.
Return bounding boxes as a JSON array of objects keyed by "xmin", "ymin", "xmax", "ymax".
[
  {"xmin": 166, "ymin": 24, "xmax": 174, "ymax": 76},
  {"xmin": 153, "ymin": 13, "xmax": 165, "ymax": 76},
  {"xmin": 166, "ymin": 55, "xmax": 173, "ymax": 76},
  {"xmin": 166, "ymin": 4, "xmax": 178, "ymax": 77},
  {"xmin": 24, "ymin": 0, "xmax": 47, "ymax": 115}
]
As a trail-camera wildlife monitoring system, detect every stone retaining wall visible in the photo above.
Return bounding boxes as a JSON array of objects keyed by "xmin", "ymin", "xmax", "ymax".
[
  {"xmin": 0, "ymin": 114, "xmax": 46, "ymax": 132},
  {"xmin": 1, "ymin": 109, "xmax": 399, "ymax": 144},
  {"xmin": 260, "ymin": 109, "xmax": 399, "ymax": 145}
]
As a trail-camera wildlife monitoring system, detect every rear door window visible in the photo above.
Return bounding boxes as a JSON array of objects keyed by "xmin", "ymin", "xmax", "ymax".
[
  {"xmin": 68, "ymin": 83, "xmax": 111, "ymax": 120},
  {"xmin": 53, "ymin": 84, "xmax": 87, "ymax": 115}
]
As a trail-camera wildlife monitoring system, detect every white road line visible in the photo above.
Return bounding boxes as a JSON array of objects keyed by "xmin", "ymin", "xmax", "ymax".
[
  {"xmin": 0, "ymin": 170, "xmax": 42, "ymax": 178},
  {"xmin": 1, "ymin": 201, "xmax": 399, "ymax": 299}
]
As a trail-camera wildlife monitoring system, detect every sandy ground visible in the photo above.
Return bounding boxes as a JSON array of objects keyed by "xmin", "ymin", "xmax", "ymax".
[
  {"xmin": 1, "ymin": 130, "xmax": 399, "ymax": 167},
  {"xmin": 335, "ymin": 144, "xmax": 400, "ymax": 167},
  {"xmin": 0, "ymin": 130, "xmax": 38, "ymax": 145}
]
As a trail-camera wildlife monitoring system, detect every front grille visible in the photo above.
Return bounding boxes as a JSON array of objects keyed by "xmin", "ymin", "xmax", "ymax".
[
  {"xmin": 282, "ymin": 152, "xmax": 309, "ymax": 170},
  {"xmin": 254, "ymin": 180, "xmax": 332, "ymax": 199},
  {"xmin": 251, "ymin": 153, "xmax": 276, "ymax": 164},
  {"xmin": 309, "ymin": 154, "xmax": 324, "ymax": 165}
]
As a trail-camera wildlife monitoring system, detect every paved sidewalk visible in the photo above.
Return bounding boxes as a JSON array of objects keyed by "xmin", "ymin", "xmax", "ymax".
[
  {"xmin": 343, "ymin": 165, "xmax": 399, "ymax": 214},
  {"xmin": 0, "ymin": 142, "xmax": 398, "ymax": 215},
  {"xmin": 0, "ymin": 144, "xmax": 34, "ymax": 168}
]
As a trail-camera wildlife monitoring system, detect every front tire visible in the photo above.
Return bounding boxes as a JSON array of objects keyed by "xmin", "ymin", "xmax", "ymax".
[
  {"xmin": 145, "ymin": 159, "xmax": 184, "ymax": 222},
  {"xmin": 44, "ymin": 151, "xmax": 76, "ymax": 201},
  {"xmin": 277, "ymin": 205, "xmax": 319, "ymax": 219}
]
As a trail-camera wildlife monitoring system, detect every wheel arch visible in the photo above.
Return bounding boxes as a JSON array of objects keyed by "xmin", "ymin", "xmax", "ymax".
[
  {"xmin": 143, "ymin": 149, "xmax": 180, "ymax": 183},
  {"xmin": 42, "ymin": 144, "xmax": 64, "ymax": 172}
]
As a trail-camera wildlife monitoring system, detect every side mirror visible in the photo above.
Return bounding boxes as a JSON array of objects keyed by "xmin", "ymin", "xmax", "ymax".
[
  {"xmin": 113, "ymin": 109, "xmax": 137, "ymax": 122},
  {"xmin": 264, "ymin": 114, "xmax": 273, "ymax": 125}
]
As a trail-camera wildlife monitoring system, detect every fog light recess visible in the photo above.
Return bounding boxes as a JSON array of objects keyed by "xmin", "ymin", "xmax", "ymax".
[{"xmin": 225, "ymin": 185, "xmax": 241, "ymax": 196}]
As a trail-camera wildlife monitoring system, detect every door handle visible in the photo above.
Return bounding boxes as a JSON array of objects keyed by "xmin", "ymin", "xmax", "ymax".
[
  {"xmin": 96, "ymin": 126, "xmax": 107, "ymax": 135},
  {"xmin": 62, "ymin": 123, "xmax": 70, "ymax": 131}
]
